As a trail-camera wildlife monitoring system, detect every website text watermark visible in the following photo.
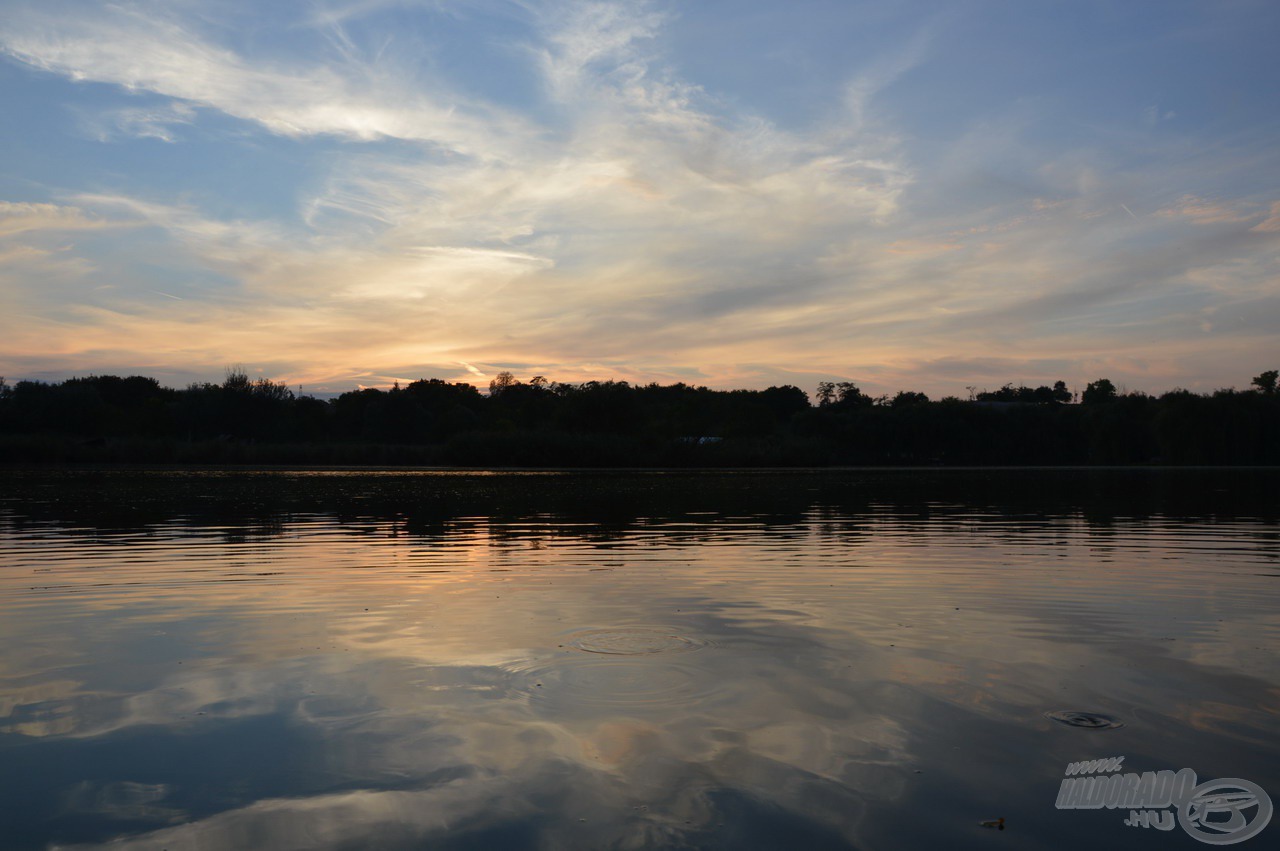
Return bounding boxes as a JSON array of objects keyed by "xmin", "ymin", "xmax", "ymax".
[{"xmin": 1055, "ymin": 756, "xmax": 1271, "ymax": 845}]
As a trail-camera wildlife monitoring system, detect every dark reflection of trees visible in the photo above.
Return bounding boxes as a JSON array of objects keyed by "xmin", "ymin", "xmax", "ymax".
[{"xmin": 1, "ymin": 471, "xmax": 1277, "ymax": 553}]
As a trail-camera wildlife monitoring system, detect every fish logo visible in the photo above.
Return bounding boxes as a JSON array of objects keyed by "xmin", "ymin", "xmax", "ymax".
[
  {"xmin": 1178, "ymin": 779, "xmax": 1273, "ymax": 845},
  {"xmin": 1056, "ymin": 758, "xmax": 1272, "ymax": 845}
]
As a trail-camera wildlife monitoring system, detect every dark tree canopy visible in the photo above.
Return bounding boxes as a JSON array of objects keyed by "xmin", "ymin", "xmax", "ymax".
[
  {"xmin": 1, "ymin": 370, "xmax": 1276, "ymax": 467},
  {"xmin": 1082, "ymin": 378, "xmax": 1118, "ymax": 405}
]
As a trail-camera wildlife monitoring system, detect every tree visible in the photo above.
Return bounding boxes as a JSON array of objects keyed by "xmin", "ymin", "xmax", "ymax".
[
  {"xmin": 488, "ymin": 371, "xmax": 519, "ymax": 397},
  {"xmin": 223, "ymin": 367, "xmax": 251, "ymax": 393},
  {"xmin": 890, "ymin": 391, "xmax": 930, "ymax": 407},
  {"xmin": 1082, "ymin": 378, "xmax": 1117, "ymax": 405},
  {"xmin": 1251, "ymin": 370, "xmax": 1278, "ymax": 395},
  {"xmin": 815, "ymin": 381, "xmax": 836, "ymax": 407},
  {"xmin": 760, "ymin": 385, "xmax": 811, "ymax": 417},
  {"xmin": 252, "ymin": 377, "xmax": 294, "ymax": 402},
  {"xmin": 835, "ymin": 382, "xmax": 870, "ymax": 406}
]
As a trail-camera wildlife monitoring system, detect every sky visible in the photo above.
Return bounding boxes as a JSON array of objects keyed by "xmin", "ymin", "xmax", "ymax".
[{"xmin": 1, "ymin": 0, "xmax": 1278, "ymax": 398}]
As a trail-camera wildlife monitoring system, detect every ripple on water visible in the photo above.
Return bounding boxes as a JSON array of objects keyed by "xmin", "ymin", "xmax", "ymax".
[
  {"xmin": 567, "ymin": 627, "xmax": 709, "ymax": 656},
  {"xmin": 1045, "ymin": 710, "xmax": 1125, "ymax": 730},
  {"xmin": 514, "ymin": 657, "xmax": 720, "ymax": 712},
  {"xmin": 506, "ymin": 628, "xmax": 718, "ymax": 712}
]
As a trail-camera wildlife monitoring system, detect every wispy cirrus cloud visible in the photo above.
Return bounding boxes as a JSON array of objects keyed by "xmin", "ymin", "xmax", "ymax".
[
  {"xmin": 0, "ymin": 0, "xmax": 534, "ymax": 154},
  {"xmin": 0, "ymin": 1, "xmax": 918, "ymax": 390},
  {"xmin": 80, "ymin": 101, "xmax": 199, "ymax": 143},
  {"xmin": 1155, "ymin": 194, "xmax": 1255, "ymax": 225},
  {"xmin": 1251, "ymin": 201, "xmax": 1280, "ymax": 233},
  {"xmin": 0, "ymin": 200, "xmax": 126, "ymax": 237}
]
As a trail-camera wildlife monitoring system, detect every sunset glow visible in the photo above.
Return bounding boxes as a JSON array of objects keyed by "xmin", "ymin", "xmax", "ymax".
[{"xmin": 2, "ymin": 1, "xmax": 1277, "ymax": 396}]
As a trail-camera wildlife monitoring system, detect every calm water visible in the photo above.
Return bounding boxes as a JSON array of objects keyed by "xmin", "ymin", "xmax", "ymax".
[{"xmin": 1, "ymin": 469, "xmax": 1277, "ymax": 850}]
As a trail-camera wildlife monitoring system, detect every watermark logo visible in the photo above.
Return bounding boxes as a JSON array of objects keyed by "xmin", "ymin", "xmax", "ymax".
[{"xmin": 1055, "ymin": 757, "xmax": 1272, "ymax": 845}]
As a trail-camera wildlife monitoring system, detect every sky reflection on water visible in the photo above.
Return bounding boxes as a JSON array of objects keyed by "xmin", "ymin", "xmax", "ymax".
[{"xmin": 1, "ymin": 470, "xmax": 1277, "ymax": 850}]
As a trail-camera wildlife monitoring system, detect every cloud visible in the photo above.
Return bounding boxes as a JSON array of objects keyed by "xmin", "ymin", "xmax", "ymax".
[
  {"xmin": 0, "ymin": 1, "xmax": 909, "ymax": 381},
  {"xmin": 0, "ymin": 1, "xmax": 1276, "ymax": 396},
  {"xmin": 0, "ymin": 201, "xmax": 123, "ymax": 237},
  {"xmin": 535, "ymin": 0, "xmax": 669, "ymax": 103},
  {"xmin": 1250, "ymin": 201, "xmax": 1280, "ymax": 233},
  {"xmin": 841, "ymin": 23, "xmax": 936, "ymax": 132},
  {"xmin": 0, "ymin": 201, "xmax": 138, "ymax": 325},
  {"xmin": 0, "ymin": 1, "xmax": 534, "ymax": 155},
  {"xmin": 1142, "ymin": 104, "xmax": 1177, "ymax": 127},
  {"xmin": 883, "ymin": 239, "xmax": 962, "ymax": 257},
  {"xmin": 84, "ymin": 101, "xmax": 199, "ymax": 143},
  {"xmin": 1155, "ymin": 194, "xmax": 1253, "ymax": 225}
]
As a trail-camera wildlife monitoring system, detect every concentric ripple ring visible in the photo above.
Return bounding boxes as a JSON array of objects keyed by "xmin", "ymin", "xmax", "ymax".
[
  {"xmin": 567, "ymin": 627, "xmax": 708, "ymax": 655},
  {"xmin": 1045, "ymin": 710, "xmax": 1124, "ymax": 729}
]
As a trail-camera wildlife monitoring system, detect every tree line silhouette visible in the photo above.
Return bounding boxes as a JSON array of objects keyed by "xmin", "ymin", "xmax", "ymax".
[{"xmin": 1, "ymin": 369, "xmax": 1276, "ymax": 466}]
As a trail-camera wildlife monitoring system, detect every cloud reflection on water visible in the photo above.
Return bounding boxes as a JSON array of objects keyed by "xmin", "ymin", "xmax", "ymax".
[{"xmin": 0, "ymin": 470, "xmax": 1277, "ymax": 849}]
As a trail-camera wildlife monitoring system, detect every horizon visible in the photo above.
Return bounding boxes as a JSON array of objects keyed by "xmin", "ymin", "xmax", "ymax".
[
  {"xmin": 2, "ymin": 1, "xmax": 1279, "ymax": 398},
  {"xmin": 5, "ymin": 367, "xmax": 1272, "ymax": 404}
]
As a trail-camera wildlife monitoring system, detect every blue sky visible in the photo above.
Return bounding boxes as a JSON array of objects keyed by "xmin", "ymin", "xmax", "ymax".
[{"xmin": 1, "ymin": 0, "xmax": 1277, "ymax": 396}]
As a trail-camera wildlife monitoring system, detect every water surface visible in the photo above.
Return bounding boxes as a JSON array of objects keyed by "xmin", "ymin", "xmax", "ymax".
[{"xmin": 1, "ymin": 469, "xmax": 1277, "ymax": 849}]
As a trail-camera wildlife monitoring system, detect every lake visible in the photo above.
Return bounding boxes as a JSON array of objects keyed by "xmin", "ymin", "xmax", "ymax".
[{"xmin": 1, "ymin": 469, "xmax": 1277, "ymax": 850}]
